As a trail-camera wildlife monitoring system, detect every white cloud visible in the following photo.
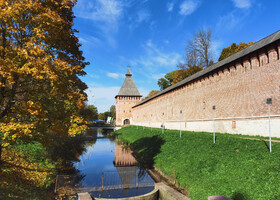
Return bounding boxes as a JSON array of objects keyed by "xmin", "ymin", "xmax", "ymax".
[
  {"xmin": 179, "ymin": 0, "xmax": 199, "ymax": 15},
  {"xmin": 210, "ymin": 40, "xmax": 223, "ymax": 62},
  {"xmin": 78, "ymin": 35, "xmax": 101, "ymax": 47},
  {"xmin": 232, "ymin": 0, "xmax": 251, "ymax": 9},
  {"xmin": 138, "ymin": 87, "xmax": 150, "ymax": 98},
  {"xmin": 125, "ymin": 40, "xmax": 183, "ymax": 73},
  {"xmin": 127, "ymin": 9, "xmax": 152, "ymax": 34},
  {"xmin": 146, "ymin": 40, "xmax": 153, "ymax": 47},
  {"xmin": 88, "ymin": 73, "xmax": 100, "ymax": 79},
  {"xmin": 164, "ymin": 40, "xmax": 170, "ymax": 44},
  {"xmin": 76, "ymin": 0, "xmax": 123, "ymax": 25},
  {"xmin": 107, "ymin": 72, "xmax": 124, "ymax": 79},
  {"xmin": 136, "ymin": 9, "xmax": 150, "ymax": 23},
  {"xmin": 152, "ymin": 73, "xmax": 165, "ymax": 80},
  {"xmin": 216, "ymin": 10, "xmax": 244, "ymax": 31},
  {"xmin": 75, "ymin": 0, "xmax": 123, "ymax": 47},
  {"xmin": 167, "ymin": 2, "xmax": 174, "ymax": 12}
]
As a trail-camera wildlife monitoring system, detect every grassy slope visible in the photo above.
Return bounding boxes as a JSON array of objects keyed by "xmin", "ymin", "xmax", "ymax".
[{"xmin": 115, "ymin": 126, "xmax": 280, "ymax": 200}]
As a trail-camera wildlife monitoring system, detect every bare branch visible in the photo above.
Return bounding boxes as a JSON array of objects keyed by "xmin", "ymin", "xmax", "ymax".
[{"xmin": 186, "ymin": 28, "xmax": 213, "ymax": 68}]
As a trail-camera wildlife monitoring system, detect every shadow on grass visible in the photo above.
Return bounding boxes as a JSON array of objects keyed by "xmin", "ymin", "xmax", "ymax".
[
  {"xmin": 130, "ymin": 135, "xmax": 164, "ymax": 169},
  {"xmin": 262, "ymin": 140, "xmax": 270, "ymax": 152},
  {"xmin": 232, "ymin": 192, "xmax": 248, "ymax": 200}
]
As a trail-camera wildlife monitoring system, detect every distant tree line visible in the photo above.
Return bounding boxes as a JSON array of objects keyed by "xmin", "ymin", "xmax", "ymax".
[{"xmin": 81, "ymin": 104, "xmax": 116, "ymax": 122}]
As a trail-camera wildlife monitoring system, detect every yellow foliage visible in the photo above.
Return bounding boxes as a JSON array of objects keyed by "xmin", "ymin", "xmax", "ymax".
[
  {"xmin": 0, "ymin": 0, "xmax": 89, "ymax": 149},
  {"xmin": 0, "ymin": 122, "xmax": 34, "ymax": 146},
  {"xmin": 0, "ymin": 146, "xmax": 55, "ymax": 199}
]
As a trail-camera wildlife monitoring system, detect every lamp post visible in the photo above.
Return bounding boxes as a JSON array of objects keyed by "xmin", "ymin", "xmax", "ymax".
[
  {"xmin": 150, "ymin": 114, "xmax": 152, "ymax": 132},
  {"xmin": 162, "ymin": 112, "xmax": 164, "ymax": 134},
  {"xmin": 213, "ymin": 105, "xmax": 216, "ymax": 144},
  {"xmin": 142, "ymin": 115, "xmax": 144, "ymax": 130},
  {"xmin": 267, "ymin": 98, "xmax": 272, "ymax": 152},
  {"xmin": 180, "ymin": 110, "xmax": 182, "ymax": 138}
]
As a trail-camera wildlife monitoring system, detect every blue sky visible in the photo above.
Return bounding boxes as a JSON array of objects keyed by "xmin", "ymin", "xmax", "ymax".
[{"xmin": 73, "ymin": 0, "xmax": 280, "ymax": 113}]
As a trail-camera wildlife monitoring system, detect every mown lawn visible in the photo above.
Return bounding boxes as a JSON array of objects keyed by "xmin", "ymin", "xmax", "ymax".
[{"xmin": 115, "ymin": 126, "xmax": 280, "ymax": 200}]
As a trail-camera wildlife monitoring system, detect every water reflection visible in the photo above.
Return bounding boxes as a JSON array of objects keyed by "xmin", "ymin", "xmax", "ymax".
[
  {"xmin": 114, "ymin": 143, "xmax": 138, "ymax": 166},
  {"xmin": 56, "ymin": 128, "xmax": 154, "ymax": 198}
]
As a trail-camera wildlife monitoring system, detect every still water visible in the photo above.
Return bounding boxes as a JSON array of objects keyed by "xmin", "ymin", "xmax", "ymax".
[{"xmin": 57, "ymin": 128, "xmax": 155, "ymax": 199}]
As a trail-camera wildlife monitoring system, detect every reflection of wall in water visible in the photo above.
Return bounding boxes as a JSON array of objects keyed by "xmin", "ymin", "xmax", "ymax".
[
  {"xmin": 114, "ymin": 143, "xmax": 138, "ymax": 190},
  {"xmin": 114, "ymin": 143, "xmax": 138, "ymax": 166}
]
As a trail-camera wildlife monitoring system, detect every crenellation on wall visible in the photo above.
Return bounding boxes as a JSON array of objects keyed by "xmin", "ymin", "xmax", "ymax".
[
  {"xmin": 259, "ymin": 49, "xmax": 268, "ymax": 66},
  {"xmin": 201, "ymin": 77, "xmax": 205, "ymax": 87},
  {"xmin": 208, "ymin": 74, "xmax": 213, "ymax": 82},
  {"xmin": 193, "ymin": 81, "xmax": 197, "ymax": 89},
  {"xmin": 277, "ymin": 41, "xmax": 280, "ymax": 59},
  {"xmin": 223, "ymin": 67, "xmax": 230, "ymax": 76},
  {"xmin": 268, "ymin": 44, "xmax": 278, "ymax": 62},
  {"xmin": 229, "ymin": 65, "xmax": 236, "ymax": 76},
  {"xmin": 250, "ymin": 54, "xmax": 259, "ymax": 69},
  {"xmin": 242, "ymin": 58, "xmax": 250, "ymax": 71},
  {"xmin": 236, "ymin": 62, "xmax": 243, "ymax": 73},
  {"xmin": 218, "ymin": 70, "xmax": 224, "ymax": 79}
]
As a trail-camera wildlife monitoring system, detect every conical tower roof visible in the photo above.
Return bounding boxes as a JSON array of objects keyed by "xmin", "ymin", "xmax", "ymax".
[
  {"xmin": 116, "ymin": 166, "xmax": 138, "ymax": 189},
  {"xmin": 115, "ymin": 69, "xmax": 142, "ymax": 98}
]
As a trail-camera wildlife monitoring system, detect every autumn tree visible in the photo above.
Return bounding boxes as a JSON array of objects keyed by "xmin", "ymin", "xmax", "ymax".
[
  {"xmin": 186, "ymin": 28, "xmax": 213, "ymax": 68},
  {"xmin": 218, "ymin": 42, "xmax": 254, "ymax": 61},
  {"xmin": 157, "ymin": 63, "xmax": 202, "ymax": 90},
  {"xmin": 172, "ymin": 64, "xmax": 202, "ymax": 85},
  {"xmin": 144, "ymin": 90, "xmax": 160, "ymax": 99},
  {"xmin": 157, "ymin": 70, "xmax": 177, "ymax": 90},
  {"xmin": 0, "ymin": 0, "xmax": 88, "ymax": 160}
]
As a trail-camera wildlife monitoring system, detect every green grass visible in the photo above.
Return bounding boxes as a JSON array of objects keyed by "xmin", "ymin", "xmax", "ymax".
[{"xmin": 115, "ymin": 126, "xmax": 280, "ymax": 200}]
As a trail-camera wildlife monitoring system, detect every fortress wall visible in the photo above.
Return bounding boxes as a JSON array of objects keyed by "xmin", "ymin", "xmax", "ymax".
[{"xmin": 132, "ymin": 41, "xmax": 280, "ymax": 137}]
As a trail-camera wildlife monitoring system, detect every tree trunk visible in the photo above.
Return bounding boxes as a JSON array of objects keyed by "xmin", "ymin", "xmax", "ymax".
[{"xmin": 0, "ymin": 144, "xmax": 2, "ymax": 165}]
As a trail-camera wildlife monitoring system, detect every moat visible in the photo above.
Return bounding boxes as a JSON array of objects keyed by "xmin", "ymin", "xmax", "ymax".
[{"xmin": 56, "ymin": 128, "xmax": 155, "ymax": 199}]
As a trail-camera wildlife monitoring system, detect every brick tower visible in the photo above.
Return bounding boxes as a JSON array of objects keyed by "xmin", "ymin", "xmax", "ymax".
[{"xmin": 115, "ymin": 69, "xmax": 142, "ymax": 125}]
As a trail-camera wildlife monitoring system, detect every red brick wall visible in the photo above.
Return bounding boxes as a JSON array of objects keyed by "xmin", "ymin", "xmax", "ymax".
[{"xmin": 132, "ymin": 42, "xmax": 280, "ymax": 135}]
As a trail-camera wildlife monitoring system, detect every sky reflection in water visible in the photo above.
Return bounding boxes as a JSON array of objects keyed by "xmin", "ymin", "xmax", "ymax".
[{"xmin": 72, "ymin": 128, "xmax": 155, "ymax": 198}]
